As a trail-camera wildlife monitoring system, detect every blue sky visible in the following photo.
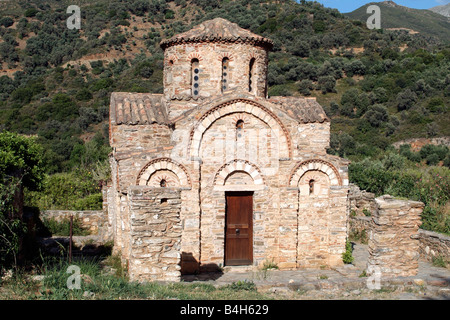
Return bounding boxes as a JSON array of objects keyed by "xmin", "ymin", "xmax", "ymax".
[{"xmin": 313, "ymin": 0, "xmax": 450, "ymax": 13}]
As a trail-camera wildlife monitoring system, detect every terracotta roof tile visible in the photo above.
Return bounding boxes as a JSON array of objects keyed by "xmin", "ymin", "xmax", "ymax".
[
  {"xmin": 268, "ymin": 96, "xmax": 329, "ymax": 124},
  {"xmin": 160, "ymin": 18, "xmax": 273, "ymax": 49},
  {"xmin": 110, "ymin": 93, "xmax": 168, "ymax": 125}
]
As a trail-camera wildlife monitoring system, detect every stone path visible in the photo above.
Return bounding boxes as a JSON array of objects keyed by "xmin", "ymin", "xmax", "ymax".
[{"xmin": 182, "ymin": 243, "xmax": 450, "ymax": 300}]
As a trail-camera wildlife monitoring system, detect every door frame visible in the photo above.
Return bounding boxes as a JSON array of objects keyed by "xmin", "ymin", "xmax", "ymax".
[{"xmin": 224, "ymin": 191, "xmax": 254, "ymax": 266}]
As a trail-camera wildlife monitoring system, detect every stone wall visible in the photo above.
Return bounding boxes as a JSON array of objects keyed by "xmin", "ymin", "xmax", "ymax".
[
  {"xmin": 348, "ymin": 184, "xmax": 376, "ymax": 217},
  {"xmin": 163, "ymin": 42, "xmax": 269, "ymax": 113},
  {"xmin": 40, "ymin": 210, "xmax": 109, "ymax": 240},
  {"xmin": 418, "ymin": 229, "xmax": 450, "ymax": 264},
  {"xmin": 367, "ymin": 195, "xmax": 424, "ymax": 278},
  {"xmin": 127, "ymin": 187, "xmax": 182, "ymax": 282}
]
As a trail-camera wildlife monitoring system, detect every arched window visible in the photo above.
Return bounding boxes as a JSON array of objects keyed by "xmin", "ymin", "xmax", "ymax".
[
  {"xmin": 309, "ymin": 180, "xmax": 315, "ymax": 195},
  {"xmin": 191, "ymin": 59, "xmax": 200, "ymax": 97},
  {"xmin": 222, "ymin": 57, "xmax": 229, "ymax": 93},
  {"xmin": 248, "ymin": 58, "xmax": 255, "ymax": 92},
  {"xmin": 236, "ymin": 119, "xmax": 244, "ymax": 139},
  {"xmin": 160, "ymin": 179, "xmax": 167, "ymax": 188}
]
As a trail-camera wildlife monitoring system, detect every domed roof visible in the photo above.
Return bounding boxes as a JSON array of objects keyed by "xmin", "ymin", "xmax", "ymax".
[{"xmin": 160, "ymin": 18, "xmax": 273, "ymax": 49}]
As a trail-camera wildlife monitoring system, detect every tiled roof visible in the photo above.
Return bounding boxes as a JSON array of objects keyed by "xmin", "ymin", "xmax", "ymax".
[
  {"xmin": 110, "ymin": 93, "xmax": 168, "ymax": 125},
  {"xmin": 160, "ymin": 18, "xmax": 273, "ymax": 49},
  {"xmin": 268, "ymin": 96, "xmax": 330, "ymax": 124}
]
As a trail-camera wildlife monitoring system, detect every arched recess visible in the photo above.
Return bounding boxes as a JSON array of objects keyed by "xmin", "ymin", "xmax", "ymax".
[
  {"xmin": 213, "ymin": 159, "xmax": 265, "ymax": 191},
  {"xmin": 288, "ymin": 159, "xmax": 342, "ymax": 187},
  {"xmin": 189, "ymin": 99, "xmax": 292, "ymax": 159},
  {"xmin": 136, "ymin": 158, "xmax": 191, "ymax": 188}
]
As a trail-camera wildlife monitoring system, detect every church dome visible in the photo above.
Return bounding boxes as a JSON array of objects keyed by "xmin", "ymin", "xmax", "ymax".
[{"xmin": 160, "ymin": 18, "xmax": 273, "ymax": 50}]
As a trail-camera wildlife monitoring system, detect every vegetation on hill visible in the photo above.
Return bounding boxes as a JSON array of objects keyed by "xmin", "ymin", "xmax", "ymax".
[
  {"xmin": 345, "ymin": 1, "xmax": 450, "ymax": 42},
  {"xmin": 0, "ymin": 0, "xmax": 448, "ymax": 233}
]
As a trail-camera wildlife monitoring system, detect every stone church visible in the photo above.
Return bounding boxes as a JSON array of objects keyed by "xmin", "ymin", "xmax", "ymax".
[{"xmin": 108, "ymin": 18, "xmax": 350, "ymax": 282}]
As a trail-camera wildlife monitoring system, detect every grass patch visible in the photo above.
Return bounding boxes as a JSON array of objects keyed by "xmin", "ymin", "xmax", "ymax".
[
  {"xmin": 0, "ymin": 257, "xmax": 274, "ymax": 300},
  {"xmin": 431, "ymin": 255, "xmax": 448, "ymax": 268}
]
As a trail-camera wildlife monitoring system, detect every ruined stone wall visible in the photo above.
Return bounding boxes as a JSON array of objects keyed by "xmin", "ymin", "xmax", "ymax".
[
  {"xmin": 418, "ymin": 229, "xmax": 450, "ymax": 264},
  {"xmin": 40, "ymin": 210, "xmax": 108, "ymax": 239},
  {"xmin": 348, "ymin": 184, "xmax": 376, "ymax": 217},
  {"xmin": 127, "ymin": 187, "xmax": 182, "ymax": 282},
  {"xmin": 367, "ymin": 195, "xmax": 424, "ymax": 278}
]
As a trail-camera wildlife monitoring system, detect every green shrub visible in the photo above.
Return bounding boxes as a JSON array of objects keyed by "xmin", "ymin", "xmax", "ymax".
[
  {"xmin": 342, "ymin": 240, "xmax": 354, "ymax": 264},
  {"xmin": 25, "ymin": 170, "xmax": 103, "ymax": 211},
  {"xmin": 221, "ymin": 280, "xmax": 256, "ymax": 291}
]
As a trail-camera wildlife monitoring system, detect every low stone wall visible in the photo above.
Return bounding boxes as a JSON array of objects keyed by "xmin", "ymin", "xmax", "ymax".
[
  {"xmin": 418, "ymin": 229, "xmax": 450, "ymax": 263},
  {"xmin": 366, "ymin": 195, "xmax": 424, "ymax": 278},
  {"xmin": 348, "ymin": 184, "xmax": 376, "ymax": 217},
  {"xmin": 127, "ymin": 187, "xmax": 182, "ymax": 282},
  {"xmin": 349, "ymin": 209, "xmax": 450, "ymax": 265},
  {"xmin": 349, "ymin": 216, "xmax": 372, "ymax": 234},
  {"xmin": 40, "ymin": 210, "xmax": 110, "ymax": 241}
]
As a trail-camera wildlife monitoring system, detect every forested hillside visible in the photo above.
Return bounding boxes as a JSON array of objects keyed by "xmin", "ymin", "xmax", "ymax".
[{"xmin": 0, "ymin": 0, "xmax": 448, "ymax": 233}]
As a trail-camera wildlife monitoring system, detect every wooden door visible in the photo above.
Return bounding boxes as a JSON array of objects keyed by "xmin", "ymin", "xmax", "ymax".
[{"xmin": 225, "ymin": 192, "xmax": 253, "ymax": 266}]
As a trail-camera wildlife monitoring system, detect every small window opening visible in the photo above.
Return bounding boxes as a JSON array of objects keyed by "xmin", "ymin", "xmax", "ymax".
[
  {"xmin": 160, "ymin": 179, "xmax": 167, "ymax": 188},
  {"xmin": 191, "ymin": 59, "xmax": 200, "ymax": 97},
  {"xmin": 161, "ymin": 198, "xmax": 168, "ymax": 205},
  {"xmin": 222, "ymin": 57, "xmax": 229, "ymax": 92},
  {"xmin": 248, "ymin": 58, "xmax": 255, "ymax": 92},
  {"xmin": 309, "ymin": 180, "xmax": 315, "ymax": 195},
  {"xmin": 236, "ymin": 119, "xmax": 244, "ymax": 139},
  {"xmin": 236, "ymin": 119, "xmax": 244, "ymax": 130}
]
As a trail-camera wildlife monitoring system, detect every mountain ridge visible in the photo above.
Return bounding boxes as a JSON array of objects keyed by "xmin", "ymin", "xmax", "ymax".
[
  {"xmin": 345, "ymin": 1, "xmax": 449, "ymax": 42},
  {"xmin": 429, "ymin": 3, "xmax": 450, "ymax": 18}
]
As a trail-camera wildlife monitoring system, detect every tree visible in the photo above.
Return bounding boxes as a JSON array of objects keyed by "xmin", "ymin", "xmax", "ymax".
[
  {"xmin": 396, "ymin": 89, "xmax": 417, "ymax": 111},
  {"xmin": 0, "ymin": 17, "xmax": 14, "ymax": 28},
  {"xmin": 365, "ymin": 104, "xmax": 389, "ymax": 127},
  {"xmin": 317, "ymin": 75, "xmax": 336, "ymax": 94},
  {"xmin": 0, "ymin": 132, "xmax": 44, "ymax": 272},
  {"xmin": 344, "ymin": 60, "xmax": 366, "ymax": 77}
]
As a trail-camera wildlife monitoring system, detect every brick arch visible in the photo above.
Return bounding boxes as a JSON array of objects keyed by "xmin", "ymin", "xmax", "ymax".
[
  {"xmin": 189, "ymin": 99, "xmax": 292, "ymax": 159},
  {"xmin": 217, "ymin": 52, "xmax": 235, "ymax": 61},
  {"xmin": 187, "ymin": 52, "xmax": 203, "ymax": 61},
  {"xmin": 213, "ymin": 159, "xmax": 264, "ymax": 186},
  {"xmin": 289, "ymin": 159, "xmax": 342, "ymax": 187},
  {"xmin": 136, "ymin": 158, "xmax": 191, "ymax": 188}
]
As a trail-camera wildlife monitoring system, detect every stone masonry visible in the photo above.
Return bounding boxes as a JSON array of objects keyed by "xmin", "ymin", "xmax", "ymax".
[
  {"xmin": 367, "ymin": 195, "xmax": 424, "ymax": 278},
  {"xmin": 108, "ymin": 18, "xmax": 351, "ymax": 281},
  {"xmin": 128, "ymin": 187, "xmax": 182, "ymax": 282}
]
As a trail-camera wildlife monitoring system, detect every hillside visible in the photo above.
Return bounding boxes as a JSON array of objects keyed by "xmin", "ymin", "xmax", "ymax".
[
  {"xmin": 345, "ymin": 1, "xmax": 450, "ymax": 42},
  {"xmin": 0, "ymin": 0, "xmax": 447, "ymax": 168},
  {"xmin": 429, "ymin": 3, "xmax": 450, "ymax": 18}
]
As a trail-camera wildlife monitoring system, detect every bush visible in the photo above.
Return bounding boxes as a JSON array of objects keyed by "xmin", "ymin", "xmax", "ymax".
[
  {"xmin": 0, "ymin": 17, "xmax": 14, "ymax": 28},
  {"xmin": 24, "ymin": 8, "xmax": 38, "ymax": 18},
  {"xmin": 317, "ymin": 75, "xmax": 336, "ymax": 94},
  {"xmin": 397, "ymin": 89, "xmax": 418, "ymax": 111},
  {"xmin": 342, "ymin": 240, "xmax": 354, "ymax": 264},
  {"xmin": 365, "ymin": 104, "xmax": 389, "ymax": 127},
  {"xmin": 25, "ymin": 170, "xmax": 103, "ymax": 211}
]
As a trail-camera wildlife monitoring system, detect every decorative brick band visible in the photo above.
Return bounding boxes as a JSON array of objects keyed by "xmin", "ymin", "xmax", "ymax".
[
  {"xmin": 136, "ymin": 158, "xmax": 191, "ymax": 188},
  {"xmin": 289, "ymin": 159, "xmax": 342, "ymax": 187},
  {"xmin": 213, "ymin": 159, "xmax": 265, "ymax": 186},
  {"xmin": 189, "ymin": 99, "xmax": 292, "ymax": 159}
]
